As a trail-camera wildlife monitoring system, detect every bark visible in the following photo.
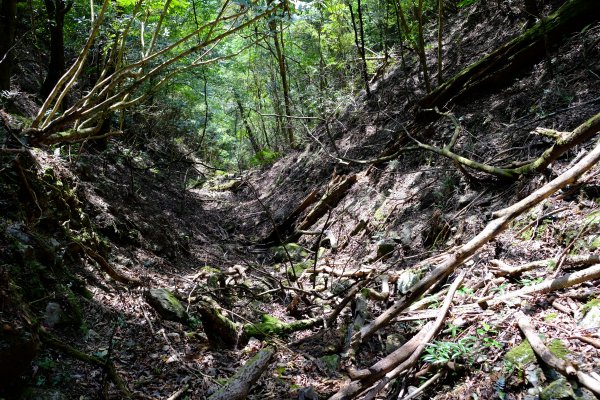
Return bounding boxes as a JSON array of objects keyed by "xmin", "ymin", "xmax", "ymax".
[
  {"xmin": 0, "ymin": 0, "xmax": 18, "ymax": 90},
  {"xmin": 269, "ymin": 19, "xmax": 294, "ymax": 145},
  {"xmin": 415, "ymin": 0, "xmax": 430, "ymax": 93},
  {"xmin": 208, "ymin": 347, "xmax": 275, "ymax": 400},
  {"xmin": 41, "ymin": 0, "xmax": 73, "ymax": 99},
  {"xmin": 419, "ymin": 0, "xmax": 600, "ymax": 109}
]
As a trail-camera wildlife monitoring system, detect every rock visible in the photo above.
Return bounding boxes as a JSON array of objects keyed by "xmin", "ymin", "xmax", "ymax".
[
  {"xmin": 579, "ymin": 305, "xmax": 600, "ymax": 331},
  {"xmin": 385, "ymin": 333, "xmax": 405, "ymax": 353},
  {"xmin": 272, "ymin": 243, "xmax": 309, "ymax": 263},
  {"xmin": 43, "ymin": 302, "xmax": 62, "ymax": 329},
  {"xmin": 376, "ymin": 239, "xmax": 396, "ymax": 258},
  {"xmin": 145, "ymin": 289, "xmax": 188, "ymax": 323},
  {"xmin": 540, "ymin": 377, "xmax": 574, "ymax": 400},
  {"xmin": 396, "ymin": 269, "xmax": 420, "ymax": 294},
  {"xmin": 318, "ymin": 354, "xmax": 340, "ymax": 374},
  {"xmin": 332, "ymin": 280, "xmax": 353, "ymax": 296}
]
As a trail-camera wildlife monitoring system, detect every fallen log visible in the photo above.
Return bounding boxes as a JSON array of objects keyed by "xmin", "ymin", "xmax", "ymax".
[
  {"xmin": 208, "ymin": 347, "xmax": 275, "ymax": 400},
  {"xmin": 262, "ymin": 188, "xmax": 320, "ymax": 244},
  {"xmin": 419, "ymin": 0, "xmax": 600, "ymax": 109},
  {"xmin": 352, "ymin": 136, "xmax": 600, "ymax": 347},
  {"xmin": 330, "ymin": 271, "xmax": 465, "ymax": 400},
  {"xmin": 516, "ymin": 312, "xmax": 600, "ymax": 396},
  {"xmin": 289, "ymin": 174, "xmax": 357, "ymax": 242}
]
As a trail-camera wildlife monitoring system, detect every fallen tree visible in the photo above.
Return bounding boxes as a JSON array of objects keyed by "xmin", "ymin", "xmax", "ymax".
[{"xmin": 419, "ymin": 0, "xmax": 600, "ymax": 109}]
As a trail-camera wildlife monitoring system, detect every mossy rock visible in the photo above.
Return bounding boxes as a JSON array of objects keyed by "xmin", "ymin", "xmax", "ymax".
[
  {"xmin": 287, "ymin": 261, "xmax": 311, "ymax": 281},
  {"xmin": 540, "ymin": 377, "xmax": 574, "ymax": 400},
  {"xmin": 504, "ymin": 340, "xmax": 535, "ymax": 368},
  {"xmin": 272, "ymin": 243, "xmax": 309, "ymax": 263},
  {"xmin": 145, "ymin": 288, "xmax": 188, "ymax": 323}
]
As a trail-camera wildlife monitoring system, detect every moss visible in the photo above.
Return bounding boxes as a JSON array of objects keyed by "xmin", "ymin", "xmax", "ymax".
[
  {"xmin": 504, "ymin": 340, "xmax": 535, "ymax": 367},
  {"xmin": 272, "ymin": 243, "xmax": 308, "ymax": 263},
  {"xmin": 288, "ymin": 261, "xmax": 311, "ymax": 281},
  {"xmin": 548, "ymin": 339, "xmax": 569, "ymax": 360},
  {"xmin": 544, "ymin": 312, "xmax": 558, "ymax": 321},
  {"xmin": 244, "ymin": 314, "xmax": 285, "ymax": 338},
  {"xmin": 582, "ymin": 298, "xmax": 600, "ymax": 314}
]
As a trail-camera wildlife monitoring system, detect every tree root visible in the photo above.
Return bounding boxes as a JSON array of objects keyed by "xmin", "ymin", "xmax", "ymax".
[{"xmin": 38, "ymin": 328, "xmax": 131, "ymax": 397}]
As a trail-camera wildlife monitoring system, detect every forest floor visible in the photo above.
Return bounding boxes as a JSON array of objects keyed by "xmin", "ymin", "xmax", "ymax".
[{"xmin": 1, "ymin": 1, "xmax": 600, "ymax": 400}]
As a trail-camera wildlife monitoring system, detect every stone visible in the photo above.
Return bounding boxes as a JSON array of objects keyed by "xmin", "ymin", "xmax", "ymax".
[
  {"xmin": 272, "ymin": 243, "xmax": 309, "ymax": 263},
  {"xmin": 396, "ymin": 269, "xmax": 420, "ymax": 294},
  {"xmin": 385, "ymin": 333, "xmax": 405, "ymax": 353},
  {"xmin": 145, "ymin": 288, "xmax": 188, "ymax": 323},
  {"xmin": 540, "ymin": 377, "xmax": 574, "ymax": 400},
  {"xmin": 579, "ymin": 305, "xmax": 600, "ymax": 331},
  {"xmin": 43, "ymin": 302, "xmax": 62, "ymax": 329},
  {"xmin": 376, "ymin": 239, "xmax": 396, "ymax": 258}
]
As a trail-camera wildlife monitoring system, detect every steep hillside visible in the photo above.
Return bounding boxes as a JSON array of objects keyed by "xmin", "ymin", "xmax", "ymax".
[{"xmin": 1, "ymin": 1, "xmax": 599, "ymax": 399}]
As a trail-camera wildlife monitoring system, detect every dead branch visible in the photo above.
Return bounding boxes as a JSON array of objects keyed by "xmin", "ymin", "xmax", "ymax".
[
  {"xmin": 208, "ymin": 347, "xmax": 275, "ymax": 400},
  {"xmin": 330, "ymin": 271, "xmax": 465, "ymax": 400},
  {"xmin": 352, "ymin": 137, "xmax": 600, "ymax": 347},
  {"xmin": 516, "ymin": 311, "xmax": 600, "ymax": 396},
  {"xmin": 39, "ymin": 328, "xmax": 131, "ymax": 397},
  {"xmin": 490, "ymin": 253, "xmax": 600, "ymax": 277},
  {"xmin": 480, "ymin": 263, "xmax": 600, "ymax": 306}
]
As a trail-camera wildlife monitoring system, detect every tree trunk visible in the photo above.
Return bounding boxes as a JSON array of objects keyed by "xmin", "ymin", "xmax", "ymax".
[
  {"xmin": 415, "ymin": 0, "xmax": 431, "ymax": 93},
  {"xmin": 41, "ymin": 0, "xmax": 73, "ymax": 100},
  {"xmin": 347, "ymin": 0, "xmax": 370, "ymax": 96},
  {"xmin": 269, "ymin": 19, "xmax": 294, "ymax": 146},
  {"xmin": 419, "ymin": 0, "xmax": 600, "ymax": 110},
  {"xmin": 0, "ymin": 0, "xmax": 18, "ymax": 91}
]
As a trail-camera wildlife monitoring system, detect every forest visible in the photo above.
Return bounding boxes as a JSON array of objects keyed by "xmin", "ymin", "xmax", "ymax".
[{"xmin": 0, "ymin": 0, "xmax": 599, "ymax": 398}]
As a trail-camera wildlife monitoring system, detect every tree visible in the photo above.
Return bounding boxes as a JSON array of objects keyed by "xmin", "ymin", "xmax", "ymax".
[
  {"xmin": 0, "ymin": 0, "xmax": 18, "ymax": 91},
  {"xmin": 24, "ymin": 0, "xmax": 284, "ymax": 146},
  {"xmin": 40, "ymin": 0, "xmax": 73, "ymax": 99}
]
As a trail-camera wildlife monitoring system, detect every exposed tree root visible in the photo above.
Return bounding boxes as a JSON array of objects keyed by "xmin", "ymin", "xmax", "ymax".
[
  {"xmin": 406, "ymin": 111, "xmax": 600, "ymax": 179},
  {"xmin": 489, "ymin": 254, "xmax": 600, "ymax": 277},
  {"xmin": 38, "ymin": 328, "xmax": 131, "ymax": 398},
  {"xmin": 516, "ymin": 311, "xmax": 600, "ymax": 396}
]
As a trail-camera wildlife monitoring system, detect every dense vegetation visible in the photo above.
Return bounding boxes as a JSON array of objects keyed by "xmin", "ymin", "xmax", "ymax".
[{"xmin": 1, "ymin": 0, "xmax": 599, "ymax": 399}]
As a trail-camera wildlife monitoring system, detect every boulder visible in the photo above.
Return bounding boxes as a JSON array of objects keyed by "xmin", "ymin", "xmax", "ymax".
[{"xmin": 145, "ymin": 289, "xmax": 188, "ymax": 323}]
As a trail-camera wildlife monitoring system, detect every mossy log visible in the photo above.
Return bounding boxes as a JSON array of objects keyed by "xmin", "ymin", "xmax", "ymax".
[
  {"xmin": 39, "ymin": 328, "xmax": 131, "ymax": 397},
  {"xmin": 419, "ymin": 0, "xmax": 600, "ymax": 109},
  {"xmin": 195, "ymin": 297, "xmax": 322, "ymax": 348},
  {"xmin": 196, "ymin": 296, "xmax": 240, "ymax": 348},
  {"xmin": 208, "ymin": 347, "xmax": 275, "ymax": 400},
  {"xmin": 242, "ymin": 314, "xmax": 321, "ymax": 340}
]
